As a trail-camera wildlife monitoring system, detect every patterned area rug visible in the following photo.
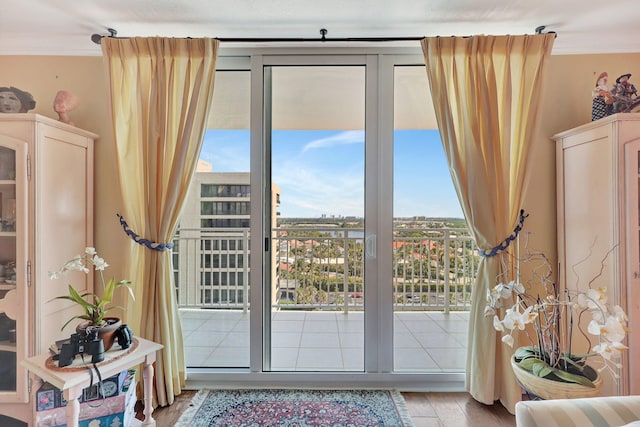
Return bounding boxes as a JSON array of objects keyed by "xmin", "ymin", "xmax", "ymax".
[{"xmin": 175, "ymin": 389, "xmax": 415, "ymax": 426}]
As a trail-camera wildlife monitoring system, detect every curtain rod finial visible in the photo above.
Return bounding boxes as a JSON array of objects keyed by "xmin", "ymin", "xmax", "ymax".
[
  {"xmin": 535, "ymin": 25, "xmax": 557, "ymax": 38},
  {"xmin": 90, "ymin": 28, "xmax": 118, "ymax": 45}
]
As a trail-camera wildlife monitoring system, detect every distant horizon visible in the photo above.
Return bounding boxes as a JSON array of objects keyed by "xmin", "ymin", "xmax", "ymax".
[{"xmin": 201, "ymin": 129, "xmax": 464, "ymax": 218}]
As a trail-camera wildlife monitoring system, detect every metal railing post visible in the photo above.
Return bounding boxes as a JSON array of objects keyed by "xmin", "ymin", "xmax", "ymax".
[
  {"xmin": 443, "ymin": 229, "xmax": 450, "ymax": 314},
  {"xmin": 243, "ymin": 229, "xmax": 249, "ymax": 313},
  {"xmin": 343, "ymin": 229, "xmax": 349, "ymax": 314}
]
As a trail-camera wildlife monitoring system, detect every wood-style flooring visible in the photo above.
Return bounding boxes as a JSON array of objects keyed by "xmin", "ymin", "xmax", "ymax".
[{"xmin": 138, "ymin": 390, "xmax": 516, "ymax": 427}]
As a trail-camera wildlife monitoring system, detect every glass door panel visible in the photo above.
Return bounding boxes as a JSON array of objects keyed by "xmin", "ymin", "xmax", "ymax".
[
  {"xmin": 0, "ymin": 143, "xmax": 19, "ymax": 395},
  {"xmin": 392, "ymin": 65, "xmax": 471, "ymax": 373},
  {"xmin": 179, "ymin": 70, "xmax": 252, "ymax": 368},
  {"xmin": 267, "ymin": 65, "xmax": 366, "ymax": 371}
]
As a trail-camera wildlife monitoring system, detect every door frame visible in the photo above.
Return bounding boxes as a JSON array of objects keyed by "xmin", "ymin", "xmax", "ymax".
[{"xmin": 187, "ymin": 50, "xmax": 465, "ymax": 390}]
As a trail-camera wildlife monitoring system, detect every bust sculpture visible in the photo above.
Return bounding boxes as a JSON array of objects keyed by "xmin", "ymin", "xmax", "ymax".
[{"xmin": 53, "ymin": 90, "xmax": 80, "ymax": 126}]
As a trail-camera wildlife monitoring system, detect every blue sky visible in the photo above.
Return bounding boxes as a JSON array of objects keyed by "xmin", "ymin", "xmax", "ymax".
[{"xmin": 200, "ymin": 129, "xmax": 463, "ymax": 219}]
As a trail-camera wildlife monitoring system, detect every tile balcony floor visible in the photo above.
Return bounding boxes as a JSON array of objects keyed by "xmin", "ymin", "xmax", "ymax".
[{"xmin": 180, "ymin": 309, "xmax": 469, "ymax": 372}]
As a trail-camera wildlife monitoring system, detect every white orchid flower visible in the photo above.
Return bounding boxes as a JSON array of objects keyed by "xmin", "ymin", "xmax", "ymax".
[
  {"xmin": 501, "ymin": 280, "xmax": 523, "ymax": 298},
  {"xmin": 502, "ymin": 308, "xmax": 517, "ymax": 330},
  {"xmin": 588, "ymin": 316, "xmax": 626, "ymax": 343},
  {"xmin": 67, "ymin": 257, "xmax": 84, "ymax": 271},
  {"xmin": 49, "ymin": 249, "xmax": 111, "ymax": 277},
  {"xmin": 576, "ymin": 292, "xmax": 588, "ymax": 308},
  {"xmin": 494, "ymin": 282, "xmax": 512, "ymax": 299},
  {"xmin": 590, "ymin": 287, "xmax": 608, "ymax": 303},
  {"xmin": 486, "ymin": 290, "xmax": 501, "ymax": 308},
  {"xmin": 502, "ymin": 306, "xmax": 529, "ymax": 331},
  {"xmin": 611, "ymin": 305, "xmax": 628, "ymax": 325},
  {"xmin": 593, "ymin": 341, "xmax": 628, "ymax": 360},
  {"xmin": 512, "ymin": 281, "xmax": 525, "ymax": 295},
  {"xmin": 493, "ymin": 315, "xmax": 504, "ymax": 331},
  {"xmin": 501, "ymin": 334, "xmax": 514, "ymax": 347},
  {"xmin": 92, "ymin": 255, "xmax": 109, "ymax": 271},
  {"xmin": 523, "ymin": 306, "xmax": 538, "ymax": 324},
  {"xmin": 588, "ymin": 287, "xmax": 608, "ymax": 312}
]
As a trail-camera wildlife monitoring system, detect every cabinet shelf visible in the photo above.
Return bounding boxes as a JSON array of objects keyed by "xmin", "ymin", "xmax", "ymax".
[
  {"xmin": 0, "ymin": 180, "xmax": 16, "ymax": 185},
  {"xmin": 0, "ymin": 341, "xmax": 16, "ymax": 352},
  {"xmin": 0, "ymin": 232, "xmax": 16, "ymax": 237}
]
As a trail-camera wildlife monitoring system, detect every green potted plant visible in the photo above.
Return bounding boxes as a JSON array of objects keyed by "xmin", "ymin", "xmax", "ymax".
[
  {"xmin": 49, "ymin": 247, "xmax": 134, "ymax": 350},
  {"xmin": 485, "ymin": 239, "xmax": 628, "ymax": 399}
]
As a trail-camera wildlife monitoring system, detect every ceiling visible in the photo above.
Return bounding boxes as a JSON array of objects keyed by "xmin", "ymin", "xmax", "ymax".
[{"xmin": 1, "ymin": 0, "xmax": 639, "ymax": 56}]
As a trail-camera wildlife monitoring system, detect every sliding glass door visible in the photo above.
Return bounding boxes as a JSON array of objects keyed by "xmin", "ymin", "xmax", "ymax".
[
  {"xmin": 181, "ymin": 52, "xmax": 469, "ymax": 389},
  {"xmin": 392, "ymin": 65, "xmax": 470, "ymax": 373},
  {"xmin": 178, "ymin": 68, "xmax": 252, "ymax": 369},
  {"xmin": 262, "ymin": 61, "xmax": 367, "ymax": 372}
]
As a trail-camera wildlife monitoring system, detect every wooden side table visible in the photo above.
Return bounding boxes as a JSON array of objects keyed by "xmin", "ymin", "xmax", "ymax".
[{"xmin": 21, "ymin": 337, "xmax": 163, "ymax": 427}]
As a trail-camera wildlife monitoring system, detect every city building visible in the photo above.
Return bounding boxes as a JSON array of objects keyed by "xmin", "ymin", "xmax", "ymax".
[{"xmin": 175, "ymin": 161, "xmax": 280, "ymax": 308}]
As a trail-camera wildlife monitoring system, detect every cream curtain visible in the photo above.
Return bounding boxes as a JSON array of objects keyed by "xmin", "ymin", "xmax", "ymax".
[
  {"xmin": 421, "ymin": 34, "xmax": 554, "ymax": 412},
  {"xmin": 102, "ymin": 37, "xmax": 218, "ymax": 406}
]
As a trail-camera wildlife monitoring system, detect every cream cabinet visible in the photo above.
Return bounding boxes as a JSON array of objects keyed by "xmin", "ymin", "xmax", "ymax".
[
  {"xmin": 0, "ymin": 114, "xmax": 94, "ymax": 425},
  {"xmin": 554, "ymin": 113, "xmax": 640, "ymax": 397}
]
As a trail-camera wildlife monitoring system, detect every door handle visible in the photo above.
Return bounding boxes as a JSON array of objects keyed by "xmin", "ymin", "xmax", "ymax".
[{"xmin": 365, "ymin": 234, "xmax": 376, "ymax": 259}]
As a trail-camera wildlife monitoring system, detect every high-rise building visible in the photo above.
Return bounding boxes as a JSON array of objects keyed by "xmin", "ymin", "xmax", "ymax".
[{"xmin": 174, "ymin": 161, "xmax": 280, "ymax": 308}]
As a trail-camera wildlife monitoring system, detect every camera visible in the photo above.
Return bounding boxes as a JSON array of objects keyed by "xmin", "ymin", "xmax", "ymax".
[
  {"xmin": 57, "ymin": 329, "xmax": 105, "ymax": 367},
  {"xmin": 115, "ymin": 324, "xmax": 133, "ymax": 349}
]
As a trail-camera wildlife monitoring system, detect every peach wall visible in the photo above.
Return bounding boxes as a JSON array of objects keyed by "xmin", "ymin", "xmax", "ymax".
[
  {"xmin": 526, "ymin": 53, "xmax": 640, "ymax": 273},
  {"xmin": 0, "ymin": 55, "xmax": 130, "ymax": 316},
  {"xmin": 1, "ymin": 51, "xmax": 640, "ymax": 324}
]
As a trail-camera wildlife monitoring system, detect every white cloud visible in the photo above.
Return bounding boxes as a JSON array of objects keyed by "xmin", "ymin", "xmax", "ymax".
[
  {"xmin": 273, "ymin": 161, "xmax": 364, "ymax": 217},
  {"xmin": 302, "ymin": 130, "xmax": 364, "ymax": 153},
  {"xmin": 203, "ymin": 138, "xmax": 250, "ymax": 172}
]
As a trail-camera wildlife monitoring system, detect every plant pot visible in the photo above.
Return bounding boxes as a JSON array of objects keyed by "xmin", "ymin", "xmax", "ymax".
[
  {"xmin": 76, "ymin": 317, "xmax": 122, "ymax": 351},
  {"xmin": 511, "ymin": 354, "xmax": 602, "ymax": 400}
]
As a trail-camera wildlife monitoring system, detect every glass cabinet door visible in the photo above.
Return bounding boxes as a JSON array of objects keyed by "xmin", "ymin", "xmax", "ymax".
[
  {"xmin": 0, "ymin": 145, "xmax": 17, "ymax": 392},
  {"xmin": 0, "ymin": 137, "xmax": 27, "ymax": 402}
]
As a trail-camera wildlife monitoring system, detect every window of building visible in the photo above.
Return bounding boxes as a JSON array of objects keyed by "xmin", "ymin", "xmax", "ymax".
[
  {"xmin": 201, "ymin": 184, "xmax": 250, "ymax": 197},
  {"xmin": 201, "ymin": 201, "xmax": 251, "ymax": 215},
  {"xmin": 201, "ymin": 218, "xmax": 251, "ymax": 228}
]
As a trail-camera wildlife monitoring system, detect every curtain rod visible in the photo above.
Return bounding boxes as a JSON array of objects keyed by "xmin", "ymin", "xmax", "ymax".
[
  {"xmin": 91, "ymin": 27, "xmax": 554, "ymax": 45},
  {"xmin": 91, "ymin": 28, "xmax": 425, "ymax": 44},
  {"xmin": 220, "ymin": 29, "xmax": 425, "ymax": 42}
]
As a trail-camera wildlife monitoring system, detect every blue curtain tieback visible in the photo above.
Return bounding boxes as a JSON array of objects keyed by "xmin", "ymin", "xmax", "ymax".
[
  {"xmin": 479, "ymin": 209, "xmax": 528, "ymax": 258},
  {"xmin": 117, "ymin": 214, "xmax": 173, "ymax": 252}
]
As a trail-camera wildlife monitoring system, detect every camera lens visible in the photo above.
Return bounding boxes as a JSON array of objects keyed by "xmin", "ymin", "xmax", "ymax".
[{"xmin": 91, "ymin": 339, "xmax": 105, "ymax": 363}]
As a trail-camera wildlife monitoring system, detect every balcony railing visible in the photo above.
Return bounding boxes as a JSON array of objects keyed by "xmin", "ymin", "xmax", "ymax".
[{"xmin": 173, "ymin": 226, "xmax": 478, "ymax": 312}]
